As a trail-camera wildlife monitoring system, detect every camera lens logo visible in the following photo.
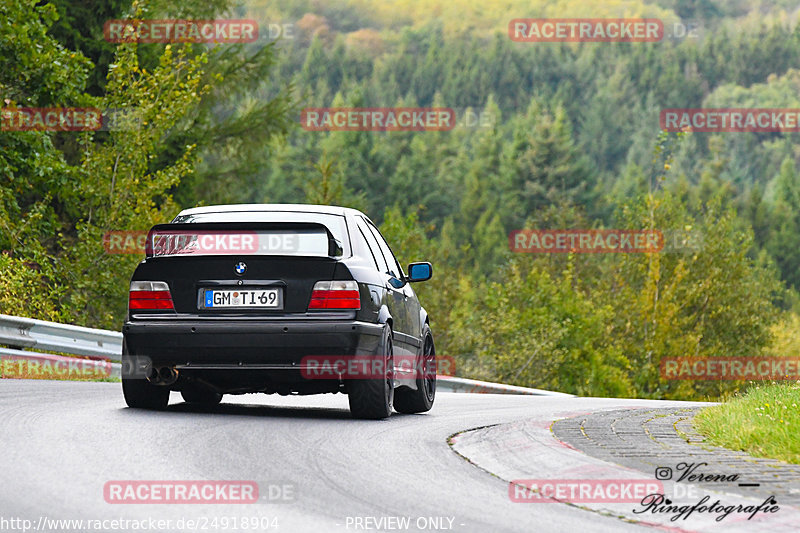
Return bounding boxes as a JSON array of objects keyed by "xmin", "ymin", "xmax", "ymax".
[
  {"xmin": 234, "ymin": 261, "xmax": 247, "ymax": 276},
  {"xmin": 655, "ymin": 467, "xmax": 672, "ymax": 480}
]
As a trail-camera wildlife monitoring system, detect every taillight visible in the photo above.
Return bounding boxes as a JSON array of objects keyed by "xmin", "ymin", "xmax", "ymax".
[
  {"xmin": 308, "ymin": 280, "xmax": 360, "ymax": 310},
  {"xmin": 129, "ymin": 281, "xmax": 175, "ymax": 310}
]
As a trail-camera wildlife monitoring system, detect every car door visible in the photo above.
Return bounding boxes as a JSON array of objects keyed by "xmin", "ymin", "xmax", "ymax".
[
  {"xmin": 362, "ymin": 218, "xmax": 420, "ymax": 357},
  {"xmin": 355, "ymin": 218, "xmax": 407, "ymax": 354},
  {"xmin": 353, "ymin": 220, "xmax": 400, "ymax": 340}
]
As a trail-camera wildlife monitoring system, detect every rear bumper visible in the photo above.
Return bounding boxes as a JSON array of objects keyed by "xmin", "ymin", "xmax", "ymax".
[{"xmin": 123, "ymin": 319, "xmax": 385, "ymax": 367}]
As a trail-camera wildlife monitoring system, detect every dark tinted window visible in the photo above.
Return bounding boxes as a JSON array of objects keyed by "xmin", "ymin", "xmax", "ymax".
[
  {"xmin": 356, "ymin": 225, "xmax": 380, "ymax": 270},
  {"xmin": 357, "ymin": 218, "xmax": 389, "ymax": 272},
  {"xmin": 364, "ymin": 218, "xmax": 403, "ymax": 278},
  {"xmin": 172, "ymin": 211, "xmax": 351, "ymax": 256}
]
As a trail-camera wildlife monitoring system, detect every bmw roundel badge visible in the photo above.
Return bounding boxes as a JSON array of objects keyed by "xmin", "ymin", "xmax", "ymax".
[{"xmin": 235, "ymin": 261, "xmax": 247, "ymax": 275}]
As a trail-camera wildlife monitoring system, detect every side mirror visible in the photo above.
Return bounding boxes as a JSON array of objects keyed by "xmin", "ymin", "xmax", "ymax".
[{"xmin": 406, "ymin": 262, "xmax": 432, "ymax": 282}]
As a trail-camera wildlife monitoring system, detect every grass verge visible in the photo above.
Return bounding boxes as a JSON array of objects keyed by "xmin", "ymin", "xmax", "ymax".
[{"xmin": 693, "ymin": 382, "xmax": 800, "ymax": 464}]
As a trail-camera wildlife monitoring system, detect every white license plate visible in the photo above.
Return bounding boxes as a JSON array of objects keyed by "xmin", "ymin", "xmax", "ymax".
[{"xmin": 203, "ymin": 289, "xmax": 281, "ymax": 308}]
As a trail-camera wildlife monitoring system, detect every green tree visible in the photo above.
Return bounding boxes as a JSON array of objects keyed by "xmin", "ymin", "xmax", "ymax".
[{"xmin": 766, "ymin": 157, "xmax": 800, "ymax": 291}]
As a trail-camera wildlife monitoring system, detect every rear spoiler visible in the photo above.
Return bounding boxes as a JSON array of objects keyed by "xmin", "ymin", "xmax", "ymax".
[{"xmin": 144, "ymin": 222, "xmax": 344, "ymax": 258}]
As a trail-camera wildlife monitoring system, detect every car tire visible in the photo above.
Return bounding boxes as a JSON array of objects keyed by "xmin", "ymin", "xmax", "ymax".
[
  {"xmin": 394, "ymin": 325, "xmax": 435, "ymax": 414},
  {"xmin": 122, "ymin": 377, "xmax": 170, "ymax": 410},
  {"xmin": 348, "ymin": 325, "xmax": 394, "ymax": 419},
  {"xmin": 181, "ymin": 386, "xmax": 223, "ymax": 406},
  {"xmin": 121, "ymin": 344, "xmax": 170, "ymax": 410}
]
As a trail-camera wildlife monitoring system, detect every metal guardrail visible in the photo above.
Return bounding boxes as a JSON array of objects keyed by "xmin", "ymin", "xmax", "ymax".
[
  {"xmin": 436, "ymin": 375, "xmax": 572, "ymax": 396},
  {"xmin": 0, "ymin": 313, "xmax": 122, "ymax": 361}
]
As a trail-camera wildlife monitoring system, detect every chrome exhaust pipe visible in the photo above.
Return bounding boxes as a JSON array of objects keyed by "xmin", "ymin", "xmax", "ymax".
[
  {"xmin": 146, "ymin": 366, "xmax": 178, "ymax": 386},
  {"xmin": 158, "ymin": 366, "xmax": 179, "ymax": 386},
  {"xmin": 145, "ymin": 366, "xmax": 159, "ymax": 383}
]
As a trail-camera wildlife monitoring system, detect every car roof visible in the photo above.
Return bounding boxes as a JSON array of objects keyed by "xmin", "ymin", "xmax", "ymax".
[{"xmin": 175, "ymin": 203, "xmax": 370, "ymax": 220}]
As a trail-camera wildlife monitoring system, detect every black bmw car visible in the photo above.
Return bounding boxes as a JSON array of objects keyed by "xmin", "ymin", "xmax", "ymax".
[{"xmin": 121, "ymin": 204, "xmax": 435, "ymax": 419}]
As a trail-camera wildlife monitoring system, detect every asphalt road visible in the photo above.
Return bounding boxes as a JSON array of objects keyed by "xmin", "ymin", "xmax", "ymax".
[{"xmin": 0, "ymin": 380, "xmax": 708, "ymax": 533}]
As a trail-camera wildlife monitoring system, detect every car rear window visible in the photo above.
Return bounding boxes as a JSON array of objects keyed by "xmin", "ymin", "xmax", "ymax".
[{"xmin": 170, "ymin": 211, "xmax": 351, "ymax": 256}]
